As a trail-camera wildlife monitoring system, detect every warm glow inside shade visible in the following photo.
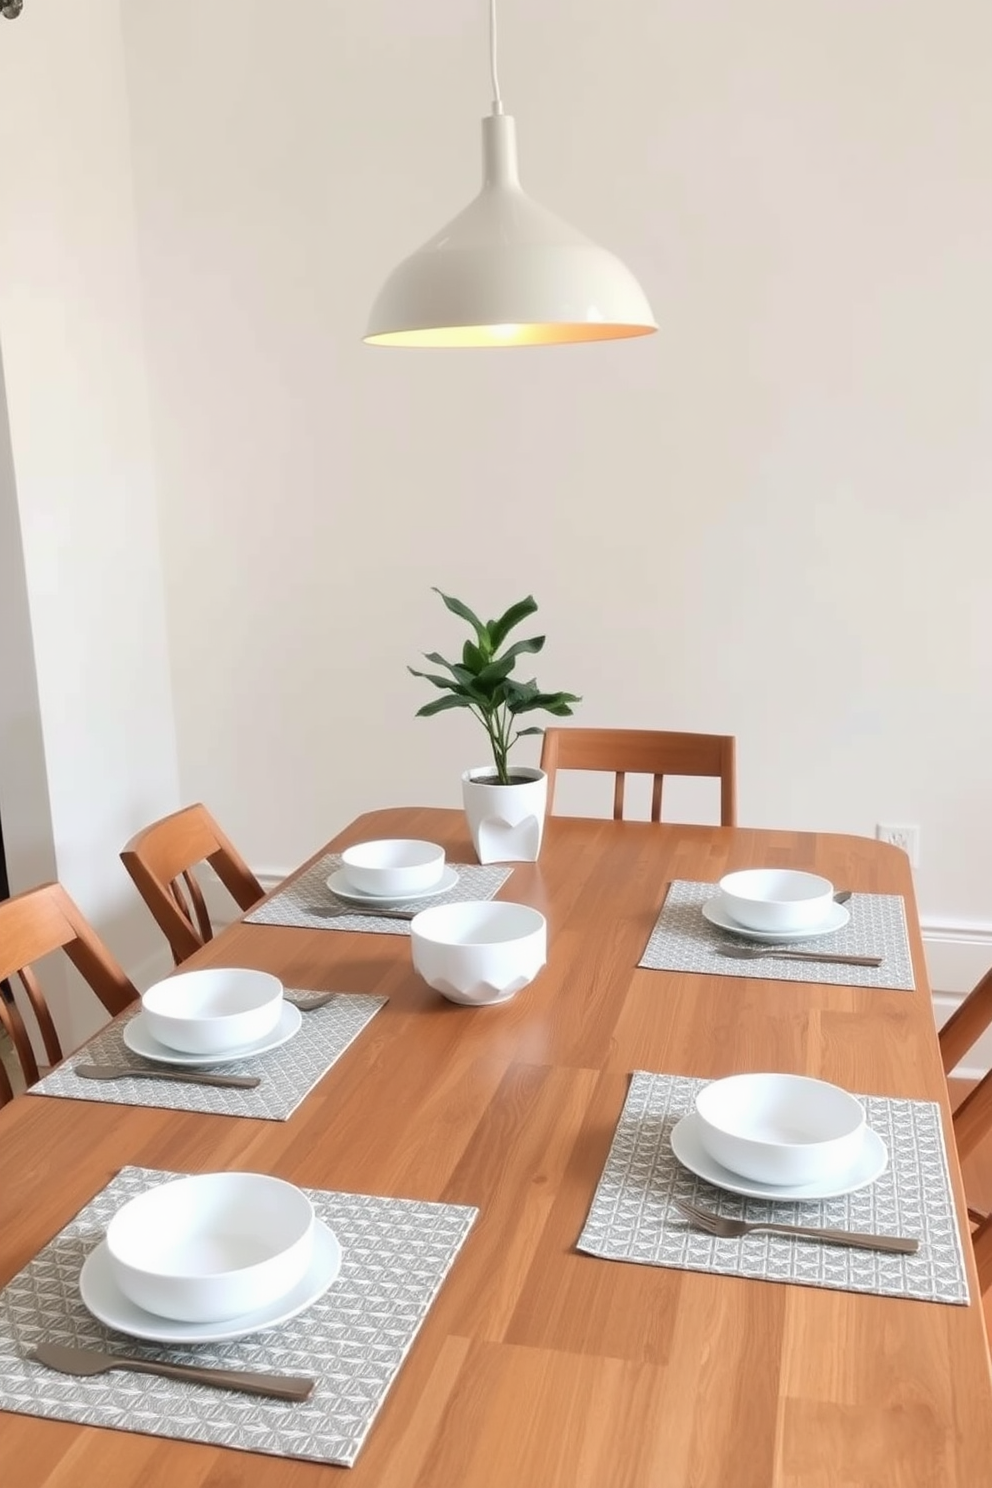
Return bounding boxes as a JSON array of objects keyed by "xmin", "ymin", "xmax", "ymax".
[{"xmin": 365, "ymin": 115, "xmax": 657, "ymax": 347}]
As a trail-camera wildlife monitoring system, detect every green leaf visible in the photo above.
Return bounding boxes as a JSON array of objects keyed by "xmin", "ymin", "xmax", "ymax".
[
  {"xmin": 406, "ymin": 668, "xmax": 463, "ymax": 693},
  {"xmin": 514, "ymin": 726, "xmax": 545, "ymax": 737},
  {"xmin": 488, "ymin": 595, "xmax": 538, "ymax": 650},
  {"xmin": 415, "ymin": 694, "xmax": 476, "ymax": 718},
  {"xmin": 461, "ymin": 640, "xmax": 486, "ymax": 674},
  {"xmin": 434, "ymin": 589, "xmax": 490, "ymax": 652}
]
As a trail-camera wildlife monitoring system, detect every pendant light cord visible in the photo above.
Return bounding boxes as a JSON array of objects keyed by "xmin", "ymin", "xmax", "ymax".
[{"xmin": 489, "ymin": 0, "xmax": 504, "ymax": 114}]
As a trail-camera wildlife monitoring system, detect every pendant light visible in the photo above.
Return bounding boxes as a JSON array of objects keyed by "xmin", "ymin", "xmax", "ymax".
[{"xmin": 364, "ymin": 0, "xmax": 656, "ymax": 348}]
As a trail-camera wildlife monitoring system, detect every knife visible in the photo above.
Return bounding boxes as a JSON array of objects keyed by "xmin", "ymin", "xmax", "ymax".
[{"xmin": 74, "ymin": 1063, "xmax": 260, "ymax": 1090}]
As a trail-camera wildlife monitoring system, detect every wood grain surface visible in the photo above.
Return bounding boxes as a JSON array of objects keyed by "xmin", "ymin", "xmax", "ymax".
[{"xmin": 1, "ymin": 808, "xmax": 989, "ymax": 1487}]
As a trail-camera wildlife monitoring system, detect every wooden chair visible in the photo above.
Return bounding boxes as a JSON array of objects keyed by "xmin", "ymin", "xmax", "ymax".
[
  {"xmin": 540, "ymin": 728, "xmax": 737, "ymax": 826},
  {"xmin": 0, "ymin": 881, "xmax": 137, "ymax": 1101},
  {"xmin": 121, "ymin": 803, "xmax": 263, "ymax": 966},
  {"xmin": 938, "ymin": 967, "xmax": 992, "ymax": 1294}
]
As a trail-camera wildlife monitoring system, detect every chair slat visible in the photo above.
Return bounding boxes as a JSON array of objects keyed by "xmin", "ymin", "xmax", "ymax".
[
  {"xmin": 122, "ymin": 804, "xmax": 263, "ymax": 967},
  {"xmin": 542, "ymin": 728, "xmax": 737, "ymax": 826}
]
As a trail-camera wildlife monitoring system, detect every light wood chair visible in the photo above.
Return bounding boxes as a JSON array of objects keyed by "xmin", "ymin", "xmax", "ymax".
[
  {"xmin": 939, "ymin": 967, "xmax": 992, "ymax": 1293},
  {"xmin": 0, "ymin": 881, "xmax": 137, "ymax": 1101},
  {"xmin": 121, "ymin": 803, "xmax": 263, "ymax": 966},
  {"xmin": 540, "ymin": 728, "xmax": 737, "ymax": 826}
]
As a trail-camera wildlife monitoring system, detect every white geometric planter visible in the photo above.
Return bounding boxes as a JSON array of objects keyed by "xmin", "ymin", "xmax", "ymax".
[{"xmin": 461, "ymin": 766, "xmax": 548, "ymax": 864}]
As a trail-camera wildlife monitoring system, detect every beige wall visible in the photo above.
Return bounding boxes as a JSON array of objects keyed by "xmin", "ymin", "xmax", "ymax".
[{"xmin": 0, "ymin": 2, "xmax": 990, "ymax": 1014}]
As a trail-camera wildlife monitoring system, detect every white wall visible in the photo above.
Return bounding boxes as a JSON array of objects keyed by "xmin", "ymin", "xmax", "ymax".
[
  {"xmin": 1, "ymin": 2, "xmax": 989, "ymax": 1029},
  {"xmin": 117, "ymin": 0, "xmax": 992, "ymax": 976},
  {"xmin": 0, "ymin": 0, "xmax": 180, "ymax": 1038}
]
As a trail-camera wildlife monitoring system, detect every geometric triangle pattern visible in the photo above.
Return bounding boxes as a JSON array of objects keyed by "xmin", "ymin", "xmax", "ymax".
[
  {"xmin": 0, "ymin": 1165, "xmax": 478, "ymax": 1467},
  {"xmin": 576, "ymin": 1071, "xmax": 969, "ymax": 1306},
  {"xmin": 30, "ymin": 993, "xmax": 387, "ymax": 1122},
  {"xmin": 639, "ymin": 883, "xmax": 916, "ymax": 990},
  {"xmin": 245, "ymin": 854, "xmax": 512, "ymax": 936}
]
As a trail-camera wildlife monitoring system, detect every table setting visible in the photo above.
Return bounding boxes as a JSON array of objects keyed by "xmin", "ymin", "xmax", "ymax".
[
  {"xmin": 0, "ymin": 1164, "xmax": 477, "ymax": 1467},
  {"xmin": 578, "ymin": 1069, "xmax": 968, "ymax": 1304},
  {"xmin": 31, "ymin": 967, "xmax": 386, "ymax": 1121},
  {"xmin": 640, "ymin": 869, "xmax": 916, "ymax": 989},
  {"xmin": 246, "ymin": 839, "xmax": 512, "ymax": 935}
]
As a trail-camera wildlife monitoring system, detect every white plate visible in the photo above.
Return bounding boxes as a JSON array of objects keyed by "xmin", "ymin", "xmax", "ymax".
[
  {"xmin": 326, "ymin": 864, "xmax": 460, "ymax": 904},
  {"xmin": 669, "ymin": 1111, "xmax": 888, "ymax": 1200},
  {"xmin": 702, "ymin": 895, "xmax": 851, "ymax": 944},
  {"xmin": 122, "ymin": 1001, "xmax": 302, "ymax": 1067},
  {"xmin": 79, "ymin": 1218, "xmax": 342, "ymax": 1344}
]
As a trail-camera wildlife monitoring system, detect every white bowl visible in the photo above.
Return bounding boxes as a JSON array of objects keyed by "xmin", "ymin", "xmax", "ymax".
[
  {"xmin": 717, "ymin": 869, "xmax": 835, "ymax": 934},
  {"xmin": 340, "ymin": 839, "xmax": 445, "ymax": 898},
  {"xmin": 105, "ymin": 1172, "xmax": 315, "ymax": 1322},
  {"xmin": 410, "ymin": 900, "xmax": 547, "ymax": 1007},
  {"xmin": 694, "ymin": 1073, "xmax": 866, "ymax": 1186},
  {"xmin": 141, "ymin": 968, "xmax": 284, "ymax": 1054}
]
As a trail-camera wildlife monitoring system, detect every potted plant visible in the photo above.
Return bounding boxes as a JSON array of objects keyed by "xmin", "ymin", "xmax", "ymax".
[{"xmin": 410, "ymin": 589, "xmax": 580, "ymax": 862}]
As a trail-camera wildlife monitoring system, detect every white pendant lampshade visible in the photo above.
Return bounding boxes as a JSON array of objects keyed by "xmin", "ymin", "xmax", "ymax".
[{"xmin": 365, "ymin": 4, "xmax": 656, "ymax": 348}]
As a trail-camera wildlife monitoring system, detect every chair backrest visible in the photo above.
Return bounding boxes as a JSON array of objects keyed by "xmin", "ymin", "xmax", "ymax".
[
  {"xmin": 937, "ymin": 966, "xmax": 992, "ymax": 1292},
  {"xmin": 540, "ymin": 728, "xmax": 737, "ymax": 826},
  {"xmin": 0, "ymin": 881, "xmax": 137, "ymax": 1098},
  {"xmin": 120, "ymin": 803, "xmax": 263, "ymax": 966}
]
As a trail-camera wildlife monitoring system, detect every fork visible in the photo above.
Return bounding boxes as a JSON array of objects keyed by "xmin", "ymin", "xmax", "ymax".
[
  {"xmin": 672, "ymin": 1197, "xmax": 919, "ymax": 1254},
  {"xmin": 715, "ymin": 946, "xmax": 882, "ymax": 968},
  {"xmin": 315, "ymin": 905, "xmax": 417, "ymax": 922}
]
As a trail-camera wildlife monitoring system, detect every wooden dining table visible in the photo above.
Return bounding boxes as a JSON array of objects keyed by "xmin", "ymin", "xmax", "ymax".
[{"xmin": 1, "ymin": 806, "xmax": 991, "ymax": 1487}]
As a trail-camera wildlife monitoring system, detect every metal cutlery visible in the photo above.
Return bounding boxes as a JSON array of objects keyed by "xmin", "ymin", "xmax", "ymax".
[
  {"xmin": 673, "ymin": 1198, "xmax": 918, "ymax": 1254},
  {"xmin": 833, "ymin": 890, "xmax": 853, "ymax": 905},
  {"xmin": 75, "ymin": 1063, "xmax": 260, "ymax": 1090},
  {"xmin": 715, "ymin": 947, "xmax": 882, "ymax": 968},
  {"xmin": 29, "ymin": 1341, "xmax": 315, "ymax": 1401},
  {"xmin": 284, "ymin": 991, "xmax": 338, "ymax": 1011},
  {"xmin": 316, "ymin": 904, "xmax": 418, "ymax": 922}
]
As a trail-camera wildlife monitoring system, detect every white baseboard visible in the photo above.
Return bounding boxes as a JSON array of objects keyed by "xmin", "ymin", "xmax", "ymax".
[{"xmin": 206, "ymin": 869, "xmax": 992, "ymax": 1078}]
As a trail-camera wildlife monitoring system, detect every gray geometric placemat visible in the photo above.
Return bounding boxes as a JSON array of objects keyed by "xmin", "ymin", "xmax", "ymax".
[
  {"xmin": 0, "ymin": 1165, "xmax": 477, "ymax": 1468},
  {"xmin": 29, "ymin": 993, "xmax": 386, "ymax": 1122},
  {"xmin": 578, "ymin": 1071, "xmax": 968, "ymax": 1305},
  {"xmin": 639, "ymin": 882, "xmax": 916, "ymax": 990},
  {"xmin": 245, "ymin": 853, "xmax": 512, "ymax": 935}
]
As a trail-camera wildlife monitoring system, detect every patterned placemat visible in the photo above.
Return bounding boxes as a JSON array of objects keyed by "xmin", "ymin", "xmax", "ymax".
[
  {"xmin": 245, "ymin": 854, "xmax": 512, "ymax": 935},
  {"xmin": 30, "ymin": 992, "xmax": 385, "ymax": 1122},
  {"xmin": 578, "ymin": 1071, "xmax": 968, "ymax": 1305},
  {"xmin": 639, "ymin": 882, "xmax": 915, "ymax": 990},
  {"xmin": 0, "ymin": 1165, "xmax": 477, "ymax": 1468}
]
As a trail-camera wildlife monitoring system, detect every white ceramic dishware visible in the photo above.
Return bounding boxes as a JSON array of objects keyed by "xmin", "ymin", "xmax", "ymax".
[
  {"xmin": 326, "ymin": 863, "xmax": 459, "ymax": 905},
  {"xmin": 693, "ymin": 1072, "xmax": 866, "ymax": 1187},
  {"xmin": 105, "ymin": 1172, "xmax": 315, "ymax": 1322},
  {"xmin": 123, "ymin": 1001, "xmax": 301, "ymax": 1067},
  {"xmin": 339, "ymin": 839, "xmax": 445, "ymax": 898},
  {"xmin": 410, "ymin": 900, "xmax": 547, "ymax": 1006},
  {"xmin": 141, "ymin": 967, "xmax": 284, "ymax": 1055},
  {"xmin": 701, "ymin": 895, "xmax": 850, "ymax": 943},
  {"xmin": 81, "ymin": 1218, "xmax": 342, "ymax": 1344},
  {"xmin": 669, "ymin": 1112, "xmax": 887, "ymax": 1201},
  {"xmin": 717, "ymin": 869, "xmax": 835, "ymax": 934}
]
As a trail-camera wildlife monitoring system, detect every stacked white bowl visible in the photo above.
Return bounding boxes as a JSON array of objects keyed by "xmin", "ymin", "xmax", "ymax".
[
  {"xmin": 106, "ymin": 1173, "xmax": 315, "ymax": 1322},
  {"xmin": 715, "ymin": 869, "xmax": 835, "ymax": 934},
  {"xmin": 693, "ymin": 1072, "xmax": 866, "ymax": 1186},
  {"xmin": 339, "ymin": 839, "xmax": 445, "ymax": 897},
  {"xmin": 141, "ymin": 967, "xmax": 284, "ymax": 1055}
]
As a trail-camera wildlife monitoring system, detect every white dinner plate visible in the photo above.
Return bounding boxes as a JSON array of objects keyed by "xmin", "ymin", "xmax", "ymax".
[
  {"xmin": 79, "ymin": 1218, "xmax": 342, "ymax": 1344},
  {"xmin": 122, "ymin": 1001, "xmax": 302, "ymax": 1067},
  {"xmin": 701, "ymin": 895, "xmax": 851, "ymax": 944},
  {"xmin": 326, "ymin": 864, "xmax": 460, "ymax": 905},
  {"xmin": 669, "ymin": 1111, "xmax": 888, "ymax": 1201}
]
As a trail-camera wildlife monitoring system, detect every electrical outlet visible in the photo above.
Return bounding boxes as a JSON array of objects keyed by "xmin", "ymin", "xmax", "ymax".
[{"xmin": 876, "ymin": 823, "xmax": 920, "ymax": 867}]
